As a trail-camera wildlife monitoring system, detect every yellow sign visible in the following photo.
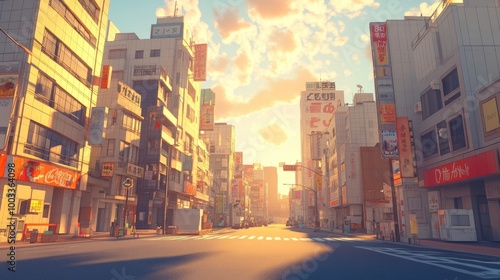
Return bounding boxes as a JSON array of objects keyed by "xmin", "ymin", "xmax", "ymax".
[
  {"xmin": 410, "ymin": 213, "xmax": 418, "ymax": 236},
  {"xmin": 29, "ymin": 199, "xmax": 43, "ymax": 213},
  {"xmin": 482, "ymin": 98, "xmax": 500, "ymax": 132}
]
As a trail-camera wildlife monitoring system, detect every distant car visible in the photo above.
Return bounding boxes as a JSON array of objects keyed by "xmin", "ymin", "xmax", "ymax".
[{"xmin": 286, "ymin": 220, "xmax": 291, "ymax": 226}]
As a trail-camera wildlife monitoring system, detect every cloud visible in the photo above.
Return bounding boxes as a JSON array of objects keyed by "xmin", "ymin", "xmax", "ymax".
[
  {"xmin": 258, "ymin": 123, "xmax": 288, "ymax": 145},
  {"xmin": 212, "ymin": 68, "xmax": 316, "ymax": 120},
  {"xmin": 329, "ymin": 0, "xmax": 381, "ymax": 19},
  {"xmin": 213, "ymin": 7, "xmax": 252, "ymax": 40},
  {"xmin": 246, "ymin": 0, "xmax": 298, "ymax": 19},
  {"xmin": 405, "ymin": 1, "xmax": 441, "ymax": 17},
  {"xmin": 344, "ymin": 69, "xmax": 352, "ymax": 77}
]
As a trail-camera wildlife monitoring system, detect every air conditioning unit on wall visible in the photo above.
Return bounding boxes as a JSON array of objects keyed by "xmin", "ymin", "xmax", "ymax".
[
  {"xmin": 414, "ymin": 101, "xmax": 422, "ymax": 113},
  {"xmin": 430, "ymin": 79, "xmax": 440, "ymax": 90}
]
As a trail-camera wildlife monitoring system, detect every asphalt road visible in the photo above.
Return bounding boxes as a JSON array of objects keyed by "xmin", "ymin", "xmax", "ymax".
[{"xmin": 2, "ymin": 224, "xmax": 500, "ymax": 280}]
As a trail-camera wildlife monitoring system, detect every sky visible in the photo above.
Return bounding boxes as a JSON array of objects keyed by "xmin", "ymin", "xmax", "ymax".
[{"xmin": 108, "ymin": 0, "xmax": 442, "ymax": 195}]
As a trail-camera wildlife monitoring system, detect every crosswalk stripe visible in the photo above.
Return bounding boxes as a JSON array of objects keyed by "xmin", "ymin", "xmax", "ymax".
[
  {"xmin": 313, "ymin": 238, "xmax": 325, "ymax": 242},
  {"xmin": 300, "ymin": 238, "xmax": 312, "ymax": 241},
  {"xmin": 275, "ymin": 237, "xmax": 281, "ymax": 241},
  {"xmin": 228, "ymin": 236, "xmax": 239, "ymax": 239},
  {"xmin": 266, "ymin": 237, "xmax": 273, "ymax": 240},
  {"xmin": 283, "ymin": 238, "xmax": 290, "ymax": 241},
  {"xmin": 218, "ymin": 235, "xmax": 229, "ymax": 239},
  {"xmin": 291, "ymin": 238, "xmax": 299, "ymax": 241},
  {"xmin": 238, "ymin": 235, "xmax": 248, "ymax": 239},
  {"xmin": 258, "ymin": 236, "xmax": 264, "ymax": 240},
  {"xmin": 248, "ymin": 236, "xmax": 256, "ymax": 240}
]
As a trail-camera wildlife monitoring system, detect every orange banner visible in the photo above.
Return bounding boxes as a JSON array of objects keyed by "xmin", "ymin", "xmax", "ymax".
[
  {"xmin": 380, "ymin": 104, "xmax": 396, "ymax": 124},
  {"xmin": 194, "ymin": 44, "xmax": 207, "ymax": 81},
  {"xmin": 1, "ymin": 154, "xmax": 80, "ymax": 189}
]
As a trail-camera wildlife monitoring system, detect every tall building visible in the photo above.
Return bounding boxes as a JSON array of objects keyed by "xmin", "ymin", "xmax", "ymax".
[
  {"xmin": 371, "ymin": 0, "xmax": 500, "ymax": 241},
  {"xmin": 264, "ymin": 166, "xmax": 278, "ymax": 221},
  {"xmin": 102, "ymin": 15, "xmax": 210, "ymax": 230},
  {"xmin": 324, "ymin": 93, "xmax": 379, "ymax": 231},
  {"xmin": 204, "ymin": 123, "xmax": 235, "ymax": 227},
  {"xmin": 243, "ymin": 163, "xmax": 266, "ymax": 222},
  {"xmin": 85, "ymin": 80, "xmax": 143, "ymax": 233},
  {"xmin": 0, "ymin": 0, "xmax": 110, "ymax": 241},
  {"xmin": 300, "ymin": 81, "xmax": 344, "ymax": 225}
]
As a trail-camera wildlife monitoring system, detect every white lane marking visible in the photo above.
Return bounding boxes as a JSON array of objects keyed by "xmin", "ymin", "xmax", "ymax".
[
  {"xmin": 228, "ymin": 236, "xmax": 239, "ymax": 239},
  {"xmin": 356, "ymin": 246, "xmax": 500, "ymax": 279},
  {"xmin": 266, "ymin": 237, "xmax": 273, "ymax": 240},
  {"xmin": 248, "ymin": 236, "xmax": 256, "ymax": 240},
  {"xmin": 313, "ymin": 238, "xmax": 325, "ymax": 242},
  {"xmin": 291, "ymin": 238, "xmax": 299, "ymax": 241},
  {"xmin": 275, "ymin": 237, "xmax": 281, "ymax": 241},
  {"xmin": 258, "ymin": 236, "xmax": 264, "ymax": 240},
  {"xmin": 217, "ymin": 235, "xmax": 229, "ymax": 239},
  {"xmin": 283, "ymin": 238, "xmax": 290, "ymax": 241},
  {"xmin": 238, "ymin": 235, "xmax": 248, "ymax": 239},
  {"xmin": 300, "ymin": 238, "xmax": 312, "ymax": 241}
]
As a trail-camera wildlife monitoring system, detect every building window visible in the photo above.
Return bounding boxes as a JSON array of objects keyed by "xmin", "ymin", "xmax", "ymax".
[
  {"xmin": 35, "ymin": 71, "xmax": 86, "ymax": 126},
  {"xmin": 150, "ymin": 49, "xmax": 160, "ymax": 57},
  {"xmin": 122, "ymin": 113, "xmax": 141, "ymax": 134},
  {"xmin": 133, "ymin": 65, "xmax": 157, "ymax": 76},
  {"xmin": 453, "ymin": 197, "xmax": 463, "ymax": 209},
  {"xmin": 106, "ymin": 139, "xmax": 115, "ymax": 156},
  {"xmin": 437, "ymin": 121, "xmax": 450, "ymax": 156},
  {"xmin": 421, "ymin": 130, "xmax": 438, "ymax": 159},
  {"xmin": 43, "ymin": 204, "xmax": 50, "ymax": 218},
  {"xmin": 135, "ymin": 50, "xmax": 144, "ymax": 59},
  {"xmin": 50, "ymin": 0, "xmax": 96, "ymax": 47},
  {"xmin": 449, "ymin": 115, "xmax": 466, "ymax": 151},
  {"xmin": 442, "ymin": 68, "xmax": 459, "ymax": 97},
  {"xmin": 78, "ymin": 0, "xmax": 100, "ymax": 22},
  {"xmin": 148, "ymin": 139, "xmax": 160, "ymax": 155},
  {"xmin": 119, "ymin": 141, "xmax": 139, "ymax": 164},
  {"xmin": 421, "ymin": 88, "xmax": 442, "ymax": 119},
  {"xmin": 42, "ymin": 29, "xmax": 92, "ymax": 87},
  {"xmin": 108, "ymin": 49, "xmax": 127, "ymax": 59},
  {"xmin": 24, "ymin": 121, "xmax": 79, "ymax": 168}
]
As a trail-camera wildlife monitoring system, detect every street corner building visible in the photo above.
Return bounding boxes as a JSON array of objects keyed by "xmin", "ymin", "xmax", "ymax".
[{"xmin": 0, "ymin": 0, "xmax": 110, "ymax": 242}]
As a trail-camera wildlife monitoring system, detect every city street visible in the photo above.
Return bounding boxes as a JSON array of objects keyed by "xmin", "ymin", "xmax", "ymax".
[{"xmin": 2, "ymin": 225, "xmax": 499, "ymax": 280}]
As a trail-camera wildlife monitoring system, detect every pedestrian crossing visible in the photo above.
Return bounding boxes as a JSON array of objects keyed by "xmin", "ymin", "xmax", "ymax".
[{"xmin": 147, "ymin": 235, "xmax": 364, "ymax": 243}]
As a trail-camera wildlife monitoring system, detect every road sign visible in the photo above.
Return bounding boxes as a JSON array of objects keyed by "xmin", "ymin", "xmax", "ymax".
[
  {"xmin": 122, "ymin": 177, "xmax": 134, "ymax": 188},
  {"xmin": 283, "ymin": 165, "xmax": 297, "ymax": 171}
]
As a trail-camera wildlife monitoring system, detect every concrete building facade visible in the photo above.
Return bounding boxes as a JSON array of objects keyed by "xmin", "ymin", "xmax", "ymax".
[
  {"xmin": 371, "ymin": 0, "xmax": 500, "ymax": 241},
  {"xmin": 0, "ymin": 0, "xmax": 109, "ymax": 241}
]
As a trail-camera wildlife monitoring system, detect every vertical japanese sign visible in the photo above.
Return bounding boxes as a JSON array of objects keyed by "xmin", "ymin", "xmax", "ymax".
[
  {"xmin": 101, "ymin": 65, "xmax": 112, "ymax": 89},
  {"xmin": 194, "ymin": 44, "xmax": 207, "ymax": 81},
  {"xmin": 370, "ymin": 22, "xmax": 398, "ymax": 159},
  {"xmin": 396, "ymin": 117, "xmax": 415, "ymax": 177},
  {"xmin": 371, "ymin": 23, "xmax": 389, "ymax": 66},
  {"xmin": 88, "ymin": 107, "xmax": 107, "ymax": 145},
  {"xmin": 310, "ymin": 132, "xmax": 323, "ymax": 160}
]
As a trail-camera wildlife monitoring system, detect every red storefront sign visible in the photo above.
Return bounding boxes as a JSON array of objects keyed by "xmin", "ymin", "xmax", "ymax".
[
  {"xmin": 1, "ymin": 154, "xmax": 81, "ymax": 189},
  {"xmin": 423, "ymin": 150, "xmax": 499, "ymax": 187}
]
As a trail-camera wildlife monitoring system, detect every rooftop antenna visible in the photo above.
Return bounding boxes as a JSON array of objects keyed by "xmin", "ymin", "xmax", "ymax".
[
  {"xmin": 356, "ymin": 84, "xmax": 363, "ymax": 93},
  {"xmin": 174, "ymin": 1, "xmax": 178, "ymax": 17}
]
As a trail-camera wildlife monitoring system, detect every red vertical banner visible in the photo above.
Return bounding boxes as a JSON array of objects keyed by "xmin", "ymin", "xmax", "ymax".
[
  {"xmin": 194, "ymin": 44, "xmax": 207, "ymax": 81},
  {"xmin": 370, "ymin": 23, "xmax": 388, "ymax": 66},
  {"xmin": 100, "ymin": 65, "xmax": 112, "ymax": 89},
  {"xmin": 396, "ymin": 117, "xmax": 415, "ymax": 178}
]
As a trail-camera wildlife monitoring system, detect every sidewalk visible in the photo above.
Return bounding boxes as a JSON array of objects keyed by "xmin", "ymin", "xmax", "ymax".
[
  {"xmin": 334, "ymin": 229, "xmax": 500, "ymax": 257},
  {"xmin": 0, "ymin": 227, "xmax": 228, "ymax": 249}
]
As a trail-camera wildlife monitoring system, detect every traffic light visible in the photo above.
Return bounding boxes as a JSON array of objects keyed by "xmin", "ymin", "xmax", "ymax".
[{"xmin": 283, "ymin": 165, "xmax": 297, "ymax": 171}]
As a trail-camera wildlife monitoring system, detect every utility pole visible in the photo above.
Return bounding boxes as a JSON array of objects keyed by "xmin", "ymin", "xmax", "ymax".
[{"xmin": 389, "ymin": 159, "xmax": 400, "ymax": 242}]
